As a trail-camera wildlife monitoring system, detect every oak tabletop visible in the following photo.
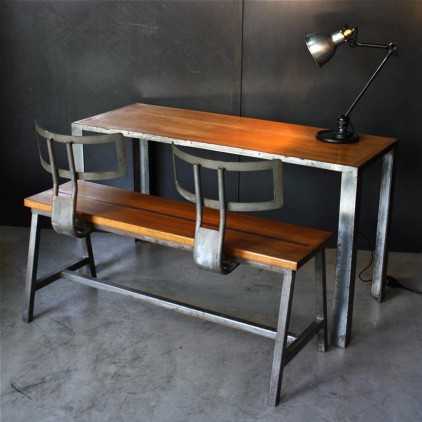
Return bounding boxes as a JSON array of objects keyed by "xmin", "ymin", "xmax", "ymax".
[{"xmin": 74, "ymin": 103, "xmax": 397, "ymax": 170}]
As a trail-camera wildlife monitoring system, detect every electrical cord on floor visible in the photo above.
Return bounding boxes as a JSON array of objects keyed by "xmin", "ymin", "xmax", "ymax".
[
  {"xmin": 357, "ymin": 231, "xmax": 374, "ymax": 283},
  {"xmin": 357, "ymin": 231, "xmax": 422, "ymax": 294}
]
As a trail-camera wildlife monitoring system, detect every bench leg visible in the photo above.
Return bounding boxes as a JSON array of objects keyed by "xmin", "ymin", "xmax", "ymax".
[
  {"xmin": 23, "ymin": 212, "xmax": 41, "ymax": 323},
  {"xmin": 82, "ymin": 234, "xmax": 96, "ymax": 278},
  {"xmin": 315, "ymin": 250, "xmax": 328, "ymax": 352},
  {"xmin": 268, "ymin": 269, "xmax": 296, "ymax": 406}
]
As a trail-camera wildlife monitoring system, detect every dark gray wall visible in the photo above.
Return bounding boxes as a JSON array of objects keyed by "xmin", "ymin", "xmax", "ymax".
[{"xmin": 1, "ymin": 1, "xmax": 421, "ymax": 251}]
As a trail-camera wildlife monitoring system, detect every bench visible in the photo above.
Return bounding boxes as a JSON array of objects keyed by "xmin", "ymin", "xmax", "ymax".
[
  {"xmin": 25, "ymin": 181, "xmax": 331, "ymax": 272},
  {"xmin": 23, "ymin": 125, "xmax": 332, "ymax": 406}
]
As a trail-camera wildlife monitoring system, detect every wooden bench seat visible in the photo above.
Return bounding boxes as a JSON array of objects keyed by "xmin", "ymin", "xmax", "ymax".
[{"xmin": 24, "ymin": 181, "xmax": 331, "ymax": 272}]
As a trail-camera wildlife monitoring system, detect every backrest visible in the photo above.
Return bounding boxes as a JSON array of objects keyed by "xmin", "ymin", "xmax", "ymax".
[
  {"xmin": 35, "ymin": 123, "xmax": 126, "ymax": 237},
  {"xmin": 172, "ymin": 144, "xmax": 283, "ymax": 273}
]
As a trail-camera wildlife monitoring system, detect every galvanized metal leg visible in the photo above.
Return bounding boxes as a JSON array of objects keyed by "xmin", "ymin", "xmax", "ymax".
[
  {"xmin": 140, "ymin": 139, "xmax": 150, "ymax": 194},
  {"xmin": 315, "ymin": 250, "xmax": 328, "ymax": 352},
  {"xmin": 132, "ymin": 139, "xmax": 141, "ymax": 193},
  {"xmin": 82, "ymin": 234, "xmax": 96, "ymax": 278},
  {"xmin": 268, "ymin": 270, "xmax": 296, "ymax": 406},
  {"xmin": 332, "ymin": 169, "xmax": 360, "ymax": 348},
  {"xmin": 71, "ymin": 124, "xmax": 84, "ymax": 172},
  {"xmin": 23, "ymin": 213, "xmax": 41, "ymax": 323},
  {"xmin": 371, "ymin": 149, "xmax": 395, "ymax": 302},
  {"xmin": 132, "ymin": 139, "xmax": 149, "ymax": 243}
]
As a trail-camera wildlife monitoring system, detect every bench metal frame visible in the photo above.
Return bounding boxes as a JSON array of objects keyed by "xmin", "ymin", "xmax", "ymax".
[{"xmin": 24, "ymin": 208, "xmax": 327, "ymax": 406}]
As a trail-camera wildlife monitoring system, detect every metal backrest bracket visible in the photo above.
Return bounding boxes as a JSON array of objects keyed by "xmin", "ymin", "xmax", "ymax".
[
  {"xmin": 35, "ymin": 123, "xmax": 126, "ymax": 238},
  {"xmin": 172, "ymin": 144, "xmax": 283, "ymax": 274}
]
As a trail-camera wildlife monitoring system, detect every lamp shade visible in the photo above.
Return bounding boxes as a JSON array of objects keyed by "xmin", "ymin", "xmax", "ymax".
[
  {"xmin": 305, "ymin": 27, "xmax": 356, "ymax": 67},
  {"xmin": 305, "ymin": 33, "xmax": 337, "ymax": 67}
]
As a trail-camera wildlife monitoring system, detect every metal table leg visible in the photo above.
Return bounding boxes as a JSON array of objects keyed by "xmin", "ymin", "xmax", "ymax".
[
  {"xmin": 315, "ymin": 250, "xmax": 328, "ymax": 352},
  {"xmin": 71, "ymin": 124, "xmax": 89, "ymax": 253},
  {"xmin": 132, "ymin": 139, "xmax": 150, "ymax": 194},
  {"xmin": 140, "ymin": 139, "xmax": 150, "ymax": 194},
  {"xmin": 332, "ymin": 169, "xmax": 361, "ymax": 348},
  {"xmin": 71, "ymin": 124, "xmax": 84, "ymax": 172},
  {"xmin": 132, "ymin": 139, "xmax": 141, "ymax": 193},
  {"xmin": 132, "ymin": 139, "xmax": 150, "ymax": 243},
  {"xmin": 371, "ymin": 149, "xmax": 395, "ymax": 301}
]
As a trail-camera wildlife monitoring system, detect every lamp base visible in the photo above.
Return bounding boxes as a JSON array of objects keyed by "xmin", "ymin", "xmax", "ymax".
[{"xmin": 316, "ymin": 129, "xmax": 359, "ymax": 144}]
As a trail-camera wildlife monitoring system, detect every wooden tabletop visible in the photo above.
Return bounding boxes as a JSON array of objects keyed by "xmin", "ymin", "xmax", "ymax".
[{"xmin": 74, "ymin": 103, "xmax": 397, "ymax": 170}]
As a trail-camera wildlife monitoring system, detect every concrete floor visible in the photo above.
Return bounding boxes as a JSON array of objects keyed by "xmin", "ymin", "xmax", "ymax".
[{"xmin": 1, "ymin": 226, "xmax": 421, "ymax": 422}]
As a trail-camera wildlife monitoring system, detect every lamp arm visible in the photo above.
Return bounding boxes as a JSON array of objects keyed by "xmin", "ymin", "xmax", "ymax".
[
  {"xmin": 352, "ymin": 41, "xmax": 391, "ymax": 50},
  {"xmin": 343, "ymin": 42, "xmax": 397, "ymax": 118}
]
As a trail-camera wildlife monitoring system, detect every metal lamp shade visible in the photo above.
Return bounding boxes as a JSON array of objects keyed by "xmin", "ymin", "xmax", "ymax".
[{"xmin": 305, "ymin": 33, "xmax": 337, "ymax": 67}]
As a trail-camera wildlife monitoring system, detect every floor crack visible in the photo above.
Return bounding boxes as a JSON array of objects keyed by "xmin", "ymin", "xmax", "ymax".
[{"xmin": 10, "ymin": 382, "xmax": 32, "ymax": 400}]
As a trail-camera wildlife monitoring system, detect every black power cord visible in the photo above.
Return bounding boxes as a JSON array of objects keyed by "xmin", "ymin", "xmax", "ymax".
[
  {"xmin": 357, "ymin": 231, "xmax": 422, "ymax": 294},
  {"xmin": 357, "ymin": 231, "xmax": 374, "ymax": 283}
]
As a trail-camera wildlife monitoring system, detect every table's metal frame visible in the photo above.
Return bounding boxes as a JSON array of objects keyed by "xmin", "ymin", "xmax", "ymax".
[{"xmin": 71, "ymin": 122, "xmax": 396, "ymax": 348}]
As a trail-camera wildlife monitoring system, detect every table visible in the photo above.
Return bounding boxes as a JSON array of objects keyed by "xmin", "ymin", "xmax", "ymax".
[{"xmin": 71, "ymin": 103, "xmax": 397, "ymax": 348}]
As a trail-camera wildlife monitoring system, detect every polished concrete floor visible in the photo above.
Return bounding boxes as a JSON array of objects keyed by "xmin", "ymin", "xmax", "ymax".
[{"xmin": 1, "ymin": 226, "xmax": 421, "ymax": 422}]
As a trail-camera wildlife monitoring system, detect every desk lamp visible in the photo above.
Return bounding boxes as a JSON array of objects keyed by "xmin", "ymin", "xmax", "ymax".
[{"xmin": 305, "ymin": 26, "xmax": 397, "ymax": 144}]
